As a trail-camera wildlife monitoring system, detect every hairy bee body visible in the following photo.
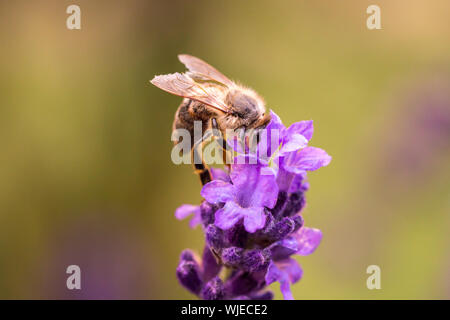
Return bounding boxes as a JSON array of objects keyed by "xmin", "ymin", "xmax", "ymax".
[
  {"xmin": 172, "ymin": 98, "xmax": 214, "ymax": 146},
  {"xmin": 151, "ymin": 54, "xmax": 271, "ymax": 185}
]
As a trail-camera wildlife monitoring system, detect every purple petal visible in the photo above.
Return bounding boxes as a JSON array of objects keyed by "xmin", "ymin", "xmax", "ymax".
[
  {"xmin": 284, "ymin": 147, "xmax": 331, "ymax": 173},
  {"xmin": 270, "ymin": 237, "xmax": 299, "ymax": 260},
  {"xmin": 286, "ymin": 120, "xmax": 314, "ymax": 141},
  {"xmin": 274, "ymin": 161, "xmax": 295, "ymax": 192},
  {"xmin": 288, "ymin": 172, "xmax": 309, "ymax": 193},
  {"xmin": 227, "ymin": 134, "xmax": 245, "ymax": 154},
  {"xmin": 210, "ymin": 167, "xmax": 231, "ymax": 182},
  {"xmin": 242, "ymin": 207, "xmax": 266, "ymax": 233},
  {"xmin": 189, "ymin": 214, "xmax": 202, "ymax": 228},
  {"xmin": 175, "ymin": 204, "xmax": 202, "ymax": 228},
  {"xmin": 256, "ymin": 131, "xmax": 281, "ymax": 161},
  {"xmin": 294, "ymin": 227, "xmax": 322, "ymax": 256},
  {"xmin": 201, "ymin": 180, "xmax": 236, "ymax": 204},
  {"xmin": 257, "ymin": 111, "xmax": 285, "ymax": 158},
  {"xmin": 230, "ymin": 164, "xmax": 279, "ymax": 209},
  {"xmin": 214, "ymin": 201, "xmax": 245, "ymax": 230},
  {"xmin": 279, "ymin": 279, "xmax": 294, "ymax": 300},
  {"xmin": 233, "ymin": 153, "xmax": 265, "ymax": 166},
  {"xmin": 267, "ymin": 110, "xmax": 285, "ymax": 132},
  {"xmin": 282, "ymin": 258, "xmax": 303, "ymax": 284},
  {"xmin": 265, "ymin": 259, "xmax": 303, "ymax": 300},
  {"xmin": 280, "ymin": 133, "xmax": 308, "ymax": 155},
  {"xmin": 265, "ymin": 261, "xmax": 283, "ymax": 286},
  {"xmin": 175, "ymin": 204, "xmax": 199, "ymax": 220}
]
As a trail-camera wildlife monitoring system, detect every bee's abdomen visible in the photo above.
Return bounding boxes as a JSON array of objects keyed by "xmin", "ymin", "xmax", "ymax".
[
  {"xmin": 173, "ymin": 99, "xmax": 193, "ymax": 126},
  {"xmin": 173, "ymin": 98, "xmax": 211, "ymax": 146}
]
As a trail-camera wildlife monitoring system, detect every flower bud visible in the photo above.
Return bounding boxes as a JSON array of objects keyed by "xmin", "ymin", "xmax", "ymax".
[
  {"xmin": 200, "ymin": 201, "xmax": 216, "ymax": 226},
  {"xmin": 260, "ymin": 211, "xmax": 275, "ymax": 235},
  {"xmin": 205, "ymin": 224, "xmax": 224, "ymax": 251},
  {"xmin": 221, "ymin": 246, "xmax": 244, "ymax": 267},
  {"xmin": 271, "ymin": 191, "xmax": 288, "ymax": 217},
  {"xmin": 202, "ymin": 276, "xmax": 225, "ymax": 300},
  {"xmin": 292, "ymin": 215, "xmax": 304, "ymax": 232},
  {"xmin": 242, "ymin": 248, "xmax": 271, "ymax": 272},
  {"xmin": 267, "ymin": 217, "xmax": 295, "ymax": 241},
  {"xmin": 282, "ymin": 191, "xmax": 305, "ymax": 216},
  {"xmin": 180, "ymin": 249, "xmax": 195, "ymax": 262},
  {"xmin": 176, "ymin": 254, "xmax": 202, "ymax": 295},
  {"xmin": 225, "ymin": 222, "xmax": 248, "ymax": 247}
]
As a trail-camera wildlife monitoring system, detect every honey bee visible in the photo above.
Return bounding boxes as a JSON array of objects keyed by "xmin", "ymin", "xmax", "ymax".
[{"xmin": 151, "ymin": 54, "xmax": 271, "ymax": 185}]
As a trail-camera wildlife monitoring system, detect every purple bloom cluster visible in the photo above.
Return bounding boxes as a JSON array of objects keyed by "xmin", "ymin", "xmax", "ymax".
[{"xmin": 175, "ymin": 111, "xmax": 331, "ymax": 300}]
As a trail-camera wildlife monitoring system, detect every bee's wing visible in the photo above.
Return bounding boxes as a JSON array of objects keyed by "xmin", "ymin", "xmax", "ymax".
[
  {"xmin": 178, "ymin": 54, "xmax": 234, "ymax": 87},
  {"xmin": 150, "ymin": 72, "xmax": 229, "ymax": 113}
]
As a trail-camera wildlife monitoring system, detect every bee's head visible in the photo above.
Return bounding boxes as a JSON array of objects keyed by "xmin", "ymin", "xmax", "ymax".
[{"xmin": 225, "ymin": 88, "xmax": 267, "ymax": 129}]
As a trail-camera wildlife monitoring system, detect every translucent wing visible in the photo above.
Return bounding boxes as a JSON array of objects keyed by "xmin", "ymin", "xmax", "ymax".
[
  {"xmin": 178, "ymin": 54, "xmax": 234, "ymax": 87},
  {"xmin": 150, "ymin": 72, "xmax": 229, "ymax": 113}
]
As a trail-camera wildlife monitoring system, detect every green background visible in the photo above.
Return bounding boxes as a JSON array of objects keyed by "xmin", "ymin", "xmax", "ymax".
[{"xmin": 0, "ymin": 0, "xmax": 449, "ymax": 299}]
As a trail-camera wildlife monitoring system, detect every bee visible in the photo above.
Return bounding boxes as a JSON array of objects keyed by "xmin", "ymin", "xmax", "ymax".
[{"xmin": 151, "ymin": 54, "xmax": 271, "ymax": 185}]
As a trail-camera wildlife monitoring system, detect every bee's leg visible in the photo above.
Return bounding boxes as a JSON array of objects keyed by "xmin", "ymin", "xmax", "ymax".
[
  {"xmin": 238, "ymin": 127, "xmax": 246, "ymax": 149},
  {"xmin": 192, "ymin": 132, "xmax": 213, "ymax": 186},
  {"xmin": 211, "ymin": 118, "xmax": 235, "ymax": 165}
]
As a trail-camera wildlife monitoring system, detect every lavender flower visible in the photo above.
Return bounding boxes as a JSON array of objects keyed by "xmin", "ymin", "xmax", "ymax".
[
  {"xmin": 201, "ymin": 163, "xmax": 278, "ymax": 233},
  {"xmin": 174, "ymin": 111, "xmax": 330, "ymax": 300}
]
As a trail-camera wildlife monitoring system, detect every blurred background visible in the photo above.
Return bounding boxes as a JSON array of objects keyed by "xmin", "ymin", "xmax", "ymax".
[{"xmin": 0, "ymin": 0, "xmax": 449, "ymax": 299}]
